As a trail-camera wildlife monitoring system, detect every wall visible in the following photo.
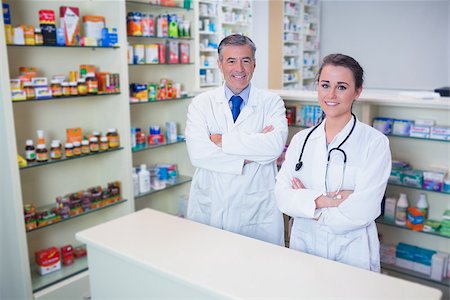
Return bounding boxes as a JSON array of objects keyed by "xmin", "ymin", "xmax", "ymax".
[
  {"xmin": 320, "ymin": 0, "xmax": 449, "ymax": 90},
  {"xmin": 251, "ymin": 0, "xmax": 269, "ymax": 89}
]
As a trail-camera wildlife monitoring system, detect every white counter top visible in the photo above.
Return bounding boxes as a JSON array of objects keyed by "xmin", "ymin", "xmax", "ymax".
[
  {"xmin": 77, "ymin": 209, "xmax": 441, "ymax": 299},
  {"xmin": 270, "ymin": 89, "xmax": 450, "ymax": 110}
]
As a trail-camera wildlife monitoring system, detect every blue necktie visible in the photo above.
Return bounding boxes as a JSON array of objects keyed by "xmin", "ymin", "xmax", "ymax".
[{"xmin": 231, "ymin": 95, "xmax": 243, "ymax": 123}]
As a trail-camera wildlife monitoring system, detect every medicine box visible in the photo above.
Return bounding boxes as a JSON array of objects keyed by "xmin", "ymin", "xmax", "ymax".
[
  {"xmin": 35, "ymin": 247, "xmax": 61, "ymax": 275},
  {"xmin": 3, "ymin": 3, "xmax": 11, "ymax": 25},
  {"xmin": 372, "ymin": 117, "xmax": 393, "ymax": 135},
  {"xmin": 406, "ymin": 207, "xmax": 424, "ymax": 231},
  {"xmin": 401, "ymin": 170, "xmax": 423, "ymax": 188},
  {"xmin": 60, "ymin": 6, "xmax": 80, "ymax": 46},
  {"xmin": 409, "ymin": 124, "xmax": 430, "ymax": 138},
  {"xmin": 383, "ymin": 197, "xmax": 397, "ymax": 223},
  {"xmin": 388, "ymin": 169, "xmax": 402, "ymax": 185},
  {"xmin": 179, "ymin": 42, "xmax": 189, "ymax": 63},
  {"xmin": 430, "ymin": 126, "xmax": 450, "ymax": 140},
  {"xmin": 392, "ymin": 119, "xmax": 414, "ymax": 136},
  {"xmin": 422, "ymin": 170, "xmax": 445, "ymax": 192}
]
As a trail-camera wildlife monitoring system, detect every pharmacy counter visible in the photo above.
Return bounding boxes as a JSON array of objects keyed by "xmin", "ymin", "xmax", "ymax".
[{"xmin": 76, "ymin": 209, "xmax": 441, "ymax": 299}]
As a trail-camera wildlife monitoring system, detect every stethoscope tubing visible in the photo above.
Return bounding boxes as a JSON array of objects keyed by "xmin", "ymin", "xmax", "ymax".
[{"xmin": 295, "ymin": 113, "xmax": 356, "ymax": 172}]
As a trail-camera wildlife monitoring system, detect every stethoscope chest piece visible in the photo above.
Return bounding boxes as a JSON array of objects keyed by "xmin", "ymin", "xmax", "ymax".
[{"xmin": 295, "ymin": 162, "xmax": 302, "ymax": 171}]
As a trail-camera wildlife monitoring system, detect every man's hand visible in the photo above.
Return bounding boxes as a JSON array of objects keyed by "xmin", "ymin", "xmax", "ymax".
[
  {"xmin": 210, "ymin": 134, "xmax": 222, "ymax": 147},
  {"xmin": 211, "ymin": 125, "xmax": 274, "ymax": 159},
  {"xmin": 291, "ymin": 177, "xmax": 305, "ymax": 189},
  {"xmin": 262, "ymin": 125, "xmax": 274, "ymax": 133}
]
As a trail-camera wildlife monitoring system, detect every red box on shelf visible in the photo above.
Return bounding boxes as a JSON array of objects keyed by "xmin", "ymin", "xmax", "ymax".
[
  {"xmin": 61, "ymin": 245, "xmax": 75, "ymax": 266},
  {"xmin": 35, "ymin": 246, "xmax": 61, "ymax": 275}
]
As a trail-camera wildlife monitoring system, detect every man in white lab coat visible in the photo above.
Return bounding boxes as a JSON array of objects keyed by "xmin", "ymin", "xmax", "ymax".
[{"xmin": 185, "ymin": 34, "xmax": 288, "ymax": 245}]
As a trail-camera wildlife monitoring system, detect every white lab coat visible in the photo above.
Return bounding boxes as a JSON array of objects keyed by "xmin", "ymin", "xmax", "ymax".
[
  {"xmin": 185, "ymin": 85, "xmax": 288, "ymax": 245},
  {"xmin": 275, "ymin": 117, "xmax": 391, "ymax": 271}
]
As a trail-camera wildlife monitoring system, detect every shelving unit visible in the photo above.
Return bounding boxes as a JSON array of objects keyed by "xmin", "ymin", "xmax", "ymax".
[
  {"xmin": 1, "ymin": 1, "xmax": 134, "ymax": 298},
  {"xmin": 269, "ymin": 0, "xmax": 320, "ymax": 90},
  {"xmin": 126, "ymin": 0, "xmax": 195, "ymax": 214},
  {"xmin": 31, "ymin": 256, "xmax": 88, "ymax": 293},
  {"xmin": 195, "ymin": 0, "xmax": 253, "ymax": 90},
  {"xmin": 275, "ymin": 89, "xmax": 450, "ymax": 297}
]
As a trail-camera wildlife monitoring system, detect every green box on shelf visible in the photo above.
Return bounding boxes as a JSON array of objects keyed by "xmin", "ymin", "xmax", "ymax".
[
  {"xmin": 401, "ymin": 170, "xmax": 423, "ymax": 188},
  {"xmin": 389, "ymin": 169, "xmax": 402, "ymax": 184}
]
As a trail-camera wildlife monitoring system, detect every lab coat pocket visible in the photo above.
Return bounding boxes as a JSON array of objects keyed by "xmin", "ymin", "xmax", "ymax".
[
  {"xmin": 290, "ymin": 220, "xmax": 314, "ymax": 254},
  {"xmin": 333, "ymin": 230, "xmax": 370, "ymax": 270},
  {"xmin": 342, "ymin": 165, "xmax": 359, "ymax": 190},
  {"xmin": 188, "ymin": 173, "xmax": 212, "ymax": 224},
  {"xmin": 240, "ymin": 190, "xmax": 275, "ymax": 226}
]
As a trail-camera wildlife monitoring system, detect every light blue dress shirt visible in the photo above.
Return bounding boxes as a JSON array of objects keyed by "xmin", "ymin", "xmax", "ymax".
[{"xmin": 224, "ymin": 83, "xmax": 251, "ymax": 112}]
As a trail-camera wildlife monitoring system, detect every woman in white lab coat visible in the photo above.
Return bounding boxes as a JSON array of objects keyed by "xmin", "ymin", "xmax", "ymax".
[
  {"xmin": 186, "ymin": 34, "xmax": 288, "ymax": 245},
  {"xmin": 275, "ymin": 54, "xmax": 391, "ymax": 271}
]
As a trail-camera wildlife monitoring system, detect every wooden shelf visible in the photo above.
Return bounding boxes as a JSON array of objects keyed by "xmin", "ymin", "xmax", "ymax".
[
  {"xmin": 381, "ymin": 263, "xmax": 450, "ymax": 287},
  {"xmin": 20, "ymin": 147, "xmax": 123, "ymax": 170},
  {"xmin": 12, "ymin": 92, "xmax": 120, "ymax": 103},
  {"xmin": 376, "ymin": 216, "xmax": 449, "ymax": 239},
  {"xmin": 135, "ymin": 175, "xmax": 192, "ymax": 199},
  {"xmin": 132, "ymin": 139, "xmax": 185, "ymax": 153}
]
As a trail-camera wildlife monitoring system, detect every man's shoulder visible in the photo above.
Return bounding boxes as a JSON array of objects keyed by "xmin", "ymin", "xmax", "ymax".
[
  {"xmin": 193, "ymin": 87, "xmax": 222, "ymax": 103},
  {"xmin": 251, "ymin": 86, "xmax": 282, "ymax": 102}
]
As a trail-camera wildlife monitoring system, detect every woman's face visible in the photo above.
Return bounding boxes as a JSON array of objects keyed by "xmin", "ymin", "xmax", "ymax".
[{"xmin": 317, "ymin": 65, "xmax": 362, "ymax": 120}]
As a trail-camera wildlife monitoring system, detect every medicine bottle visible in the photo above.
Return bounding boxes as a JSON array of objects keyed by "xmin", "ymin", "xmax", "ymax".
[
  {"xmin": 65, "ymin": 143, "xmax": 74, "ymax": 158},
  {"xmin": 62, "ymin": 82, "xmax": 71, "ymax": 97},
  {"xmin": 50, "ymin": 140, "xmax": 62, "ymax": 160},
  {"xmin": 23, "ymin": 82, "xmax": 36, "ymax": 100},
  {"xmin": 50, "ymin": 80, "xmax": 62, "ymax": 97},
  {"xmin": 89, "ymin": 136, "xmax": 99, "ymax": 152},
  {"xmin": 36, "ymin": 144, "xmax": 48, "ymax": 162},
  {"xmin": 77, "ymin": 78, "xmax": 88, "ymax": 96},
  {"xmin": 416, "ymin": 193, "xmax": 428, "ymax": 219},
  {"xmin": 69, "ymin": 82, "xmax": 78, "ymax": 96},
  {"xmin": 107, "ymin": 128, "xmax": 120, "ymax": 148},
  {"xmin": 86, "ymin": 73, "xmax": 98, "ymax": 94},
  {"xmin": 92, "ymin": 131, "xmax": 101, "ymax": 140},
  {"xmin": 395, "ymin": 193, "xmax": 408, "ymax": 226},
  {"xmin": 34, "ymin": 28, "xmax": 43, "ymax": 45},
  {"xmin": 25, "ymin": 139, "xmax": 36, "ymax": 162},
  {"xmin": 99, "ymin": 136, "xmax": 109, "ymax": 151},
  {"xmin": 81, "ymin": 140, "xmax": 90, "ymax": 154},
  {"xmin": 73, "ymin": 141, "xmax": 82, "ymax": 156}
]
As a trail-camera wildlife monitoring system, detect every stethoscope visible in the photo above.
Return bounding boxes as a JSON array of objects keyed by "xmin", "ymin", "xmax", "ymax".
[{"xmin": 295, "ymin": 113, "xmax": 357, "ymax": 199}]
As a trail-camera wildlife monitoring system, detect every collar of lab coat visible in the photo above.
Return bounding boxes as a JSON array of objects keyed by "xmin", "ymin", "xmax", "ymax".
[
  {"xmin": 213, "ymin": 84, "xmax": 259, "ymax": 127},
  {"xmin": 308, "ymin": 115, "xmax": 359, "ymax": 147},
  {"xmin": 214, "ymin": 84, "xmax": 258, "ymax": 107}
]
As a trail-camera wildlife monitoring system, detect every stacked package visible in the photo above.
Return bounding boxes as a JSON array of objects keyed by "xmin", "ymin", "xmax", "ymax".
[{"xmin": 440, "ymin": 210, "xmax": 450, "ymax": 237}]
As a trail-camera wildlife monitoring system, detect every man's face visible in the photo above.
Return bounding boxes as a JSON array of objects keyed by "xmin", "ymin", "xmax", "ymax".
[{"xmin": 218, "ymin": 45, "xmax": 256, "ymax": 94}]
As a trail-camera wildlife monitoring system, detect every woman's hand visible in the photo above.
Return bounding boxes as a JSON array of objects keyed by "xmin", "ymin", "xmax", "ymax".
[{"xmin": 315, "ymin": 195, "xmax": 344, "ymax": 208}]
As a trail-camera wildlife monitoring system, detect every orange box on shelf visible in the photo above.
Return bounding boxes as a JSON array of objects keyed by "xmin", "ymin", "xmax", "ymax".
[
  {"xmin": 80, "ymin": 65, "xmax": 96, "ymax": 77},
  {"xmin": 66, "ymin": 127, "xmax": 83, "ymax": 143},
  {"xmin": 19, "ymin": 67, "xmax": 37, "ymax": 79},
  {"xmin": 406, "ymin": 207, "xmax": 424, "ymax": 231}
]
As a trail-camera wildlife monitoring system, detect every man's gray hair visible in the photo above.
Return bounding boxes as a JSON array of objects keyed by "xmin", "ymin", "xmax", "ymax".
[{"xmin": 217, "ymin": 34, "xmax": 256, "ymax": 61}]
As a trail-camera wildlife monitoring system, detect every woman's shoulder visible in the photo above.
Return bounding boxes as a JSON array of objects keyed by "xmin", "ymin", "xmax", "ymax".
[{"xmin": 357, "ymin": 120, "xmax": 389, "ymax": 144}]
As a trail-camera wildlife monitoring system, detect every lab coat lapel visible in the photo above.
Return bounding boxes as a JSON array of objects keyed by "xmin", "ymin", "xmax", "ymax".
[
  {"xmin": 212, "ymin": 86, "xmax": 234, "ymax": 132},
  {"xmin": 311, "ymin": 122, "xmax": 328, "ymax": 192},
  {"xmin": 233, "ymin": 86, "xmax": 256, "ymax": 127}
]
